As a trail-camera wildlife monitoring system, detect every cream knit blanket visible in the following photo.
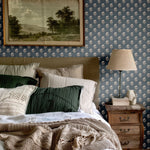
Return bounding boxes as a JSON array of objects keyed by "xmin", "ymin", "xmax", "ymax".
[{"xmin": 0, "ymin": 118, "xmax": 122, "ymax": 150}]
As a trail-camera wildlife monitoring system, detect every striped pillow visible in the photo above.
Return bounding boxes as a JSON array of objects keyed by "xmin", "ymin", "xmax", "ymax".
[{"xmin": 40, "ymin": 73, "xmax": 97, "ymax": 114}]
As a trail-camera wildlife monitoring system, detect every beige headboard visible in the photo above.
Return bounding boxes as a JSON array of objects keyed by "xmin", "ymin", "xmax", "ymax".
[{"xmin": 0, "ymin": 57, "xmax": 100, "ymax": 107}]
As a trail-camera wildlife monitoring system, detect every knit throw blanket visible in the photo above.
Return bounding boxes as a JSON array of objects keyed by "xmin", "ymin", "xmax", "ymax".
[{"xmin": 0, "ymin": 118, "xmax": 122, "ymax": 150}]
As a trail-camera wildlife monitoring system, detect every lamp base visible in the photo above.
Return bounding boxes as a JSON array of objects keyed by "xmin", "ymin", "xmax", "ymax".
[{"xmin": 112, "ymin": 97, "xmax": 129, "ymax": 106}]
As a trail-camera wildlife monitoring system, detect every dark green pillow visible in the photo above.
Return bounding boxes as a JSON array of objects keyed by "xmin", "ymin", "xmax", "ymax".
[
  {"xmin": 26, "ymin": 86, "xmax": 82, "ymax": 114},
  {"xmin": 0, "ymin": 74, "xmax": 37, "ymax": 88}
]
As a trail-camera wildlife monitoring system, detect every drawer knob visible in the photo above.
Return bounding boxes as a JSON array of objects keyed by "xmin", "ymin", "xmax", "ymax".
[
  {"xmin": 119, "ymin": 128, "xmax": 130, "ymax": 133},
  {"xmin": 121, "ymin": 140, "xmax": 129, "ymax": 145},
  {"xmin": 119, "ymin": 116, "xmax": 129, "ymax": 122}
]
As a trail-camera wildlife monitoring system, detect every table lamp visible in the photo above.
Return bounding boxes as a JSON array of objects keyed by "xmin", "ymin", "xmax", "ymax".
[{"xmin": 107, "ymin": 49, "xmax": 137, "ymax": 98}]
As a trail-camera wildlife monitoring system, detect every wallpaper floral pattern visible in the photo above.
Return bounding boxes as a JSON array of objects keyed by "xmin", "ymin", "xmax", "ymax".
[{"xmin": 0, "ymin": 0, "xmax": 149, "ymax": 148}]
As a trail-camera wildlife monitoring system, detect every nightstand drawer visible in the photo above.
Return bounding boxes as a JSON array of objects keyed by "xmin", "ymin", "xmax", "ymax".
[
  {"xmin": 112, "ymin": 125, "xmax": 140, "ymax": 135},
  {"xmin": 119, "ymin": 135, "xmax": 140, "ymax": 148},
  {"xmin": 110, "ymin": 113, "xmax": 139, "ymax": 124}
]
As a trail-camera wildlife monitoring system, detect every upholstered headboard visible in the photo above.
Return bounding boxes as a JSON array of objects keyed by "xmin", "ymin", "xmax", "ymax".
[{"xmin": 0, "ymin": 57, "xmax": 100, "ymax": 107}]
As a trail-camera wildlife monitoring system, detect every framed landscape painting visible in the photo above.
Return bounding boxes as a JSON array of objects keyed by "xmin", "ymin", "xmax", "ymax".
[{"xmin": 3, "ymin": 0, "xmax": 84, "ymax": 46}]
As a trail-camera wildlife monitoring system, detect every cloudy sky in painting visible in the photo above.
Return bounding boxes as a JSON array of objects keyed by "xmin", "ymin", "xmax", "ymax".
[{"xmin": 8, "ymin": 0, "xmax": 79, "ymax": 27}]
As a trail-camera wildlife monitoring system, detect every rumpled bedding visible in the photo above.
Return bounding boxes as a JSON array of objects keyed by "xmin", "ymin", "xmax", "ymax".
[{"xmin": 0, "ymin": 112, "xmax": 122, "ymax": 150}]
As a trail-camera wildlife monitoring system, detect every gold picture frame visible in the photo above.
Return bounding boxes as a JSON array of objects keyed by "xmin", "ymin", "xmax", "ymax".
[{"xmin": 3, "ymin": 0, "xmax": 84, "ymax": 46}]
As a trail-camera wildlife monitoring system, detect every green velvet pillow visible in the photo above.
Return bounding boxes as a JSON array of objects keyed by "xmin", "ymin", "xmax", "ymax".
[
  {"xmin": 0, "ymin": 74, "xmax": 37, "ymax": 88},
  {"xmin": 26, "ymin": 86, "xmax": 82, "ymax": 114}
]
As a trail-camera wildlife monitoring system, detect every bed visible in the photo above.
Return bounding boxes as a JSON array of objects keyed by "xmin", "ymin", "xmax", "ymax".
[{"xmin": 0, "ymin": 57, "xmax": 122, "ymax": 150}]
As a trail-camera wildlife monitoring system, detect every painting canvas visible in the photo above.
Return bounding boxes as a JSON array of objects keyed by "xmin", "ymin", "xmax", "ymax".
[{"xmin": 3, "ymin": 0, "xmax": 84, "ymax": 46}]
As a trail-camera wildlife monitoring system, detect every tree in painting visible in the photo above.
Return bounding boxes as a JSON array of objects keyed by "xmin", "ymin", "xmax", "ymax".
[
  {"xmin": 47, "ymin": 6, "xmax": 79, "ymax": 36},
  {"xmin": 56, "ymin": 6, "xmax": 74, "ymax": 24},
  {"xmin": 8, "ymin": 15, "xmax": 21, "ymax": 38},
  {"xmin": 47, "ymin": 17, "xmax": 59, "ymax": 34}
]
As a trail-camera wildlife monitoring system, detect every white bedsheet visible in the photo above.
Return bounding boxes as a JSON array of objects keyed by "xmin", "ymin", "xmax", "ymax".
[
  {"xmin": 0, "ymin": 111, "xmax": 109, "ymax": 126},
  {"xmin": 0, "ymin": 102, "xmax": 110, "ymax": 126}
]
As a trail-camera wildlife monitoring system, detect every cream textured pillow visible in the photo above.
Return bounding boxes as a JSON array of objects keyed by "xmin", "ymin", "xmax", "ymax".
[
  {"xmin": 36, "ymin": 64, "xmax": 83, "ymax": 79},
  {"xmin": 0, "ymin": 63, "xmax": 40, "ymax": 78},
  {"xmin": 40, "ymin": 73, "xmax": 97, "ymax": 114},
  {"xmin": 0, "ymin": 85, "xmax": 37, "ymax": 116}
]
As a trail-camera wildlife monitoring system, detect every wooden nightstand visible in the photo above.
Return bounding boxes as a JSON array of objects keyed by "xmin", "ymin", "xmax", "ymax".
[{"xmin": 105, "ymin": 103, "xmax": 145, "ymax": 150}]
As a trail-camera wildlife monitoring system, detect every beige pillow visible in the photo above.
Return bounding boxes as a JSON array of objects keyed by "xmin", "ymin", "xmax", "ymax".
[
  {"xmin": 0, "ymin": 85, "xmax": 37, "ymax": 116},
  {"xmin": 36, "ymin": 64, "xmax": 83, "ymax": 79},
  {"xmin": 40, "ymin": 73, "xmax": 97, "ymax": 114},
  {"xmin": 0, "ymin": 63, "xmax": 40, "ymax": 78}
]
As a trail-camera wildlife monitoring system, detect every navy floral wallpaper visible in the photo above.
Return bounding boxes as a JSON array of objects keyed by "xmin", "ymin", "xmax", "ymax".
[{"xmin": 0, "ymin": 0, "xmax": 149, "ymax": 148}]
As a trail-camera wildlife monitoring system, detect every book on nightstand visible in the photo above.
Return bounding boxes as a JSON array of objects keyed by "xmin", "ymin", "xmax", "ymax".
[{"xmin": 112, "ymin": 97, "xmax": 130, "ymax": 106}]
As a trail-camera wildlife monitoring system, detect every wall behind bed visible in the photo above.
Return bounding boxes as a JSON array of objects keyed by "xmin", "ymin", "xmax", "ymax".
[{"xmin": 0, "ymin": 0, "xmax": 149, "ymax": 148}]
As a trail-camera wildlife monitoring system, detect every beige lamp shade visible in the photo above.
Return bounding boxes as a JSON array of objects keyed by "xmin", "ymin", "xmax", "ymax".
[{"xmin": 107, "ymin": 49, "xmax": 137, "ymax": 71}]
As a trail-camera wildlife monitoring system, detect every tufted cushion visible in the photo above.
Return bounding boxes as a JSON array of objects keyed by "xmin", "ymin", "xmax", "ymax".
[{"xmin": 0, "ymin": 85, "xmax": 37, "ymax": 116}]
